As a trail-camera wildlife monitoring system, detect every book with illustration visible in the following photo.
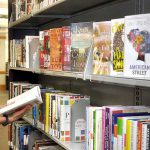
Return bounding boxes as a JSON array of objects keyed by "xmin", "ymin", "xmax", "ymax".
[
  {"xmin": 93, "ymin": 21, "xmax": 111, "ymax": 75},
  {"xmin": 111, "ymin": 18, "xmax": 124, "ymax": 76},
  {"xmin": 124, "ymin": 14, "xmax": 150, "ymax": 78},
  {"xmin": 71, "ymin": 22, "xmax": 93, "ymax": 72}
]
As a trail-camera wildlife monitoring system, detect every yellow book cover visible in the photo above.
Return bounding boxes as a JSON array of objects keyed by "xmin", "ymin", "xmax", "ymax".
[
  {"xmin": 45, "ymin": 93, "xmax": 50, "ymax": 133},
  {"xmin": 126, "ymin": 119, "xmax": 132, "ymax": 150}
]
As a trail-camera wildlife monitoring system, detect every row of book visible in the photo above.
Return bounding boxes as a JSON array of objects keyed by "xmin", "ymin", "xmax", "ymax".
[
  {"xmin": 10, "ymin": 0, "xmax": 60, "ymax": 22},
  {"xmin": 86, "ymin": 106, "xmax": 150, "ymax": 150},
  {"xmin": 8, "ymin": 121, "xmax": 64, "ymax": 150},
  {"xmin": 9, "ymin": 13, "xmax": 150, "ymax": 78},
  {"xmin": 10, "ymin": 82, "xmax": 150, "ymax": 150},
  {"xmin": 10, "ymin": 82, "xmax": 90, "ymax": 142}
]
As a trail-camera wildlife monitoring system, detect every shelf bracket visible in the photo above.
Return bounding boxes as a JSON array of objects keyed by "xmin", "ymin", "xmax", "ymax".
[
  {"xmin": 134, "ymin": 86, "xmax": 142, "ymax": 105},
  {"xmin": 33, "ymin": 15, "xmax": 71, "ymax": 19}
]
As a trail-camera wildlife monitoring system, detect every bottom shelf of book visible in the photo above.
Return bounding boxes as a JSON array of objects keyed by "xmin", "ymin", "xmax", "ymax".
[{"xmin": 22, "ymin": 117, "xmax": 86, "ymax": 150}]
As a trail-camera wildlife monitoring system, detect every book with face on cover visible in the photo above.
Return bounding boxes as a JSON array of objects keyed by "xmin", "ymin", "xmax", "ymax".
[
  {"xmin": 0, "ymin": 86, "xmax": 42, "ymax": 114},
  {"xmin": 93, "ymin": 21, "xmax": 111, "ymax": 75},
  {"xmin": 124, "ymin": 14, "xmax": 150, "ymax": 78}
]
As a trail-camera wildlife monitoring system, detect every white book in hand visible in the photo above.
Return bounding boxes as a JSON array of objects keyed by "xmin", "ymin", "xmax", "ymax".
[{"xmin": 0, "ymin": 86, "xmax": 42, "ymax": 114}]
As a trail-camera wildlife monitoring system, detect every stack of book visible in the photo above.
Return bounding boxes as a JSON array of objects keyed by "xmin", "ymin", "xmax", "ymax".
[
  {"xmin": 10, "ymin": 0, "xmax": 61, "ymax": 22},
  {"xmin": 86, "ymin": 105, "xmax": 150, "ymax": 150}
]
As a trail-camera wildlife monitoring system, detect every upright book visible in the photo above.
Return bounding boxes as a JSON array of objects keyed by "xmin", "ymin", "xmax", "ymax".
[
  {"xmin": 49, "ymin": 28, "xmax": 62, "ymax": 71},
  {"xmin": 93, "ymin": 21, "xmax": 111, "ymax": 75},
  {"xmin": 124, "ymin": 14, "xmax": 150, "ymax": 78},
  {"xmin": 71, "ymin": 22, "xmax": 93, "ymax": 72},
  {"xmin": 111, "ymin": 18, "xmax": 124, "ymax": 76}
]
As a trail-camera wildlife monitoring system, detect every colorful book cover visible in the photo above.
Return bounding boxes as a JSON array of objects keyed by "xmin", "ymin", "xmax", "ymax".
[
  {"xmin": 124, "ymin": 14, "xmax": 150, "ymax": 78},
  {"xmin": 62, "ymin": 26, "xmax": 71, "ymax": 71},
  {"xmin": 39, "ymin": 30, "xmax": 50, "ymax": 69},
  {"xmin": 49, "ymin": 28, "xmax": 62, "ymax": 71},
  {"xmin": 93, "ymin": 21, "xmax": 111, "ymax": 75},
  {"xmin": 19, "ymin": 125, "xmax": 33, "ymax": 150},
  {"xmin": 111, "ymin": 18, "xmax": 124, "ymax": 75},
  {"xmin": 26, "ymin": 0, "xmax": 33, "ymax": 15},
  {"xmin": 71, "ymin": 22, "xmax": 93, "ymax": 72}
]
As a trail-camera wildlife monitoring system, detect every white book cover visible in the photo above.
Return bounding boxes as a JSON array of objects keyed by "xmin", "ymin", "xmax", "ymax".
[
  {"xmin": 124, "ymin": 14, "xmax": 150, "ymax": 78},
  {"xmin": 25, "ymin": 36, "xmax": 39, "ymax": 68},
  {"xmin": 111, "ymin": 18, "xmax": 124, "ymax": 76},
  {"xmin": 0, "ymin": 86, "xmax": 42, "ymax": 114},
  {"xmin": 142, "ymin": 123, "xmax": 148, "ymax": 150}
]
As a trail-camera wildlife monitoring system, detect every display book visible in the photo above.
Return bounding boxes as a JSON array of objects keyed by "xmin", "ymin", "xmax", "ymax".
[
  {"xmin": 9, "ymin": 13, "xmax": 150, "ymax": 79},
  {"xmin": 8, "ymin": 121, "xmax": 64, "ymax": 150},
  {"xmin": 10, "ymin": 0, "xmax": 60, "ymax": 22}
]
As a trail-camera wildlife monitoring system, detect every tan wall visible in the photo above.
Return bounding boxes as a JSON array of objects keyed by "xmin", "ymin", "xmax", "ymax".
[{"xmin": 0, "ymin": 36, "xmax": 7, "ymax": 86}]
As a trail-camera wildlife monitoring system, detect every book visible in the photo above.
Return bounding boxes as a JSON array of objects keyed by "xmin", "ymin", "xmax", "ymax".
[
  {"xmin": 124, "ymin": 14, "xmax": 150, "ymax": 78},
  {"xmin": 0, "ymin": 86, "xmax": 42, "ymax": 114},
  {"xmin": 71, "ymin": 22, "xmax": 93, "ymax": 72},
  {"xmin": 39, "ymin": 30, "xmax": 50, "ymax": 69},
  {"xmin": 49, "ymin": 28, "xmax": 62, "ymax": 71},
  {"xmin": 93, "ymin": 21, "xmax": 111, "ymax": 75},
  {"xmin": 62, "ymin": 26, "xmax": 71, "ymax": 71},
  {"xmin": 111, "ymin": 18, "xmax": 124, "ymax": 75}
]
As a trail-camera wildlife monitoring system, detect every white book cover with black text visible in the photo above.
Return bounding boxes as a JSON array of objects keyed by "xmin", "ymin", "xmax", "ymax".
[{"xmin": 124, "ymin": 14, "xmax": 150, "ymax": 78}]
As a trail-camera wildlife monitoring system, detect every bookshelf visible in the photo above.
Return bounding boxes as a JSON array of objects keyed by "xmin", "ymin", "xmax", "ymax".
[
  {"xmin": 8, "ymin": 0, "xmax": 150, "ymax": 150},
  {"xmin": 23, "ymin": 117, "xmax": 86, "ymax": 150}
]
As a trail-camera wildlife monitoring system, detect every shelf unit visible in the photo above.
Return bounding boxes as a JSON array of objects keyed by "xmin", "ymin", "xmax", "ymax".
[
  {"xmin": 8, "ymin": 0, "xmax": 150, "ymax": 150},
  {"xmin": 23, "ymin": 117, "xmax": 85, "ymax": 150}
]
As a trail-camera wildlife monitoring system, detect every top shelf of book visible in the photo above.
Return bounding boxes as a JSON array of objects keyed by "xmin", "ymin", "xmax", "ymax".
[{"xmin": 9, "ymin": 0, "xmax": 115, "ymax": 28}]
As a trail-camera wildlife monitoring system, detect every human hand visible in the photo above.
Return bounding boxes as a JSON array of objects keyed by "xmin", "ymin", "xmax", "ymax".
[{"xmin": 9, "ymin": 104, "xmax": 33, "ymax": 122}]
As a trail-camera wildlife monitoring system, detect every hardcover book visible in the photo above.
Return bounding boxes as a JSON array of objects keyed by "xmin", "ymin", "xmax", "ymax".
[
  {"xmin": 49, "ymin": 28, "xmax": 62, "ymax": 71},
  {"xmin": 93, "ymin": 21, "xmax": 111, "ymax": 75},
  {"xmin": 111, "ymin": 18, "xmax": 124, "ymax": 75},
  {"xmin": 124, "ymin": 14, "xmax": 150, "ymax": 78},
  {"xmin": 62, "ymin": 26, "xmax": 71, "ymax": 71},
  {"xmin": 71, "ymin": 22, "xmax": 93, "ymax": 72},
  {"xmin": 0, "ymin": 86, "xmax": 42, "ymax": 114}
]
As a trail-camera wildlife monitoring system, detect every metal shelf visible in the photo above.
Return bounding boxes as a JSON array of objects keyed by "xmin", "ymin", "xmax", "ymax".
[
  {"xmin": 23, "ymin": 117, "xmax": 85, "ymax": 150},
  {"xmin": 9, "ymin": 67, "xmax": 84, "ymax": 79},
  {"xmin": 9, "ymin": 0, "xmax": 116, "ymax": 28},
  {"xmin": 87, "ymin": 74, "xmax": 150, "ymax": 87}
]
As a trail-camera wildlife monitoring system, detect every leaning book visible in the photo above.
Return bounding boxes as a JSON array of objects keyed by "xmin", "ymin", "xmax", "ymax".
[
  {"xmin": 0, "ymin": 86, "xmax": 42, "ymax": 114},
  {"xmin": 124, "ymin": 14, "xmax": 150, "ymax": 78}
]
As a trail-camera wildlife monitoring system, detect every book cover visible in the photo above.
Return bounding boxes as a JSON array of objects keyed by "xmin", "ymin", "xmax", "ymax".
[
  {"xmin": 62, "ymin": 26, "xmax": 71, "ymax": 71},
  {"xmin": 93, "ymin": 21, "xmax": 111, "ymax": 75},
  {"xmin": 71, "ymin": 22, "xmax": 93, "ymax": 72},
  {"xmin": 124, "ymin": 14, "xmax": 150, "ymax": 78},
  {"xmin": 19, "ymin": 125, "xmax": 33, "ymax": 150},
  {"xmin": 49, "ymin": 28, "xmax": 62, "ymax": 71},
  {"xmin": 39, "ymin": 30, "xmax": 50, "ymax": 69},
  {"xmin": 111, "ymin": 18, "xmax": 124, "ymax": 75},
  {"xmin": 0, "ymin": 86, "xmax": 42, "ymax": 114}
]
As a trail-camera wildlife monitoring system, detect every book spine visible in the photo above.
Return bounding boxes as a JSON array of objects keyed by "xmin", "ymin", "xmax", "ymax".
[
  {"xmin": 142, "ymin": 124, "xmax": 147, "ymax": 150},
  {"xmin": 117, "ymin": 117, "xmax": 123, "ymax": 150},
  {"xmin": 146, "ymin": 124, "xmax": 150, "ymax": 150},
  {"xmin": 104, "ymin": 108, "xmax": 110, "ymax": 150},
  {"xmin": 132, "ymin": 121, "xmax": 138, "ymax": 150},
  {"xmin": 113, "ymin": 125, "xmax": 118, "ymax": 150},
  {"xmin": 45, "ymin": 93, "xmax": 50, "ymax": 133},
  {"xmin": 93, "ymin": 110, "xmax": 97, "ymax": 150},
  {"xmin": 137, "ymin": 122, "xmax": 142, "ymax": 150},
  {"xmin": 126, "ymin": 120, "xmax": 132, "ymax": 150},
  {"xmin": 86, "ymin": 107, "xmax": 89, "ymax": 150}
]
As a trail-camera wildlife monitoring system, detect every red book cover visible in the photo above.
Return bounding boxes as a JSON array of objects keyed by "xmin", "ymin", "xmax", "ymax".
[
  {"xmin": 62, "ymin": 26, "xmax": 71, "ymax": 71},
  {"xmin": 49, "ymin": 28, "xmax": 62, "ymax": 71},
  {"xmin": 39, "ymin": 31, "xmax": 44, "ymax": 69}
]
